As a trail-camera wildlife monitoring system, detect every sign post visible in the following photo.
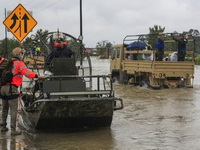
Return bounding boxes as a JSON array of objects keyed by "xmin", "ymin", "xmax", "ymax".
[{"xmin": 3, "ymin": 4, "xmax": 37, "ymax": 42}]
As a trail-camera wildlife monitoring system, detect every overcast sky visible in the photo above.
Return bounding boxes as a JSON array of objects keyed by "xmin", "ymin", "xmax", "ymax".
[{"xmin": 0, "ymin": 0, "xmax": 199, "ymax": 47}]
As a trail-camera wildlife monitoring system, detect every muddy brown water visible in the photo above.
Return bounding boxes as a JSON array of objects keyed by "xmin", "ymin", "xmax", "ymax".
[{"xmin": 0, "ymin": 57, "xmax": 200, "ymax": 150}]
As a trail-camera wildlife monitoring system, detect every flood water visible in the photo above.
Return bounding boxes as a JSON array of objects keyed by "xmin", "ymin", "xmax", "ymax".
[{"xmin": 1, "ymin": 57, "xmax": 200, "ymax": 150}]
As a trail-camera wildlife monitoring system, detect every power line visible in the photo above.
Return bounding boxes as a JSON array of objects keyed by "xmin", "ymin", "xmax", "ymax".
[
  {"xmin": 28, "ymin": 0, "xmax": 52, "ymax": 10},
  {"xmin": 33, "ymin": 0, "xmax": 65, "ymax": 14}
]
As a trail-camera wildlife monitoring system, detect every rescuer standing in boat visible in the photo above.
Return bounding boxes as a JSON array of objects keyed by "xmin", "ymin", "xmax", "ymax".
[
  {"xmin": 47, "ymin": 38, "xmax": 74, "ymax": 64},
  {"xmin": 172, "ymin": 33, "xmax": 188, "ymax": 61},
  {"xmin": 0, "ymin": 47, "xmax": 42, "ymax": 135},
  {"xmin": 46, "ymin": 38, "xmax": 74, "ymax": 71}
]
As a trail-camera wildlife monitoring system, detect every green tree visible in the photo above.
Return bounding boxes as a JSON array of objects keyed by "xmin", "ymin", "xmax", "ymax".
[
  {"xmin": 0, "ymin": 38, "xmax": 20, "ymax": 57},
  {"xmin": 23, "ymin": 37, "xmax": 32, "ymax": 50},
  {"xmin": 188, "ymin": 29, "xmax": 200, "ymax": 54},
  {"xmin": 148, "ymin": 25, "xmax": 165, "ymax": 49},
  {"xmin": 96, "ymin": 40, "xmax": 112, "ymax": 56},
  {"xmin": 31, "ymin": 29, "xmax": 50, "ymax": 54},
  {"xmin": 171, "ymin": 29, "xmax": 199, "ymax": 54},
  {"xmin": 67, "ymin": 39, "xmax": 84, "ymax": 61},
  {"xmin": 194, "ymin": 36, "xmax": 200, "ymax": 54},
  {"xmin": 35, "ymin": 29, "xmax": 49, "ymax": 44}
]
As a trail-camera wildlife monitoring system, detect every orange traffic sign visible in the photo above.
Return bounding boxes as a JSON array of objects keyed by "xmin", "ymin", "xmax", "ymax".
[{"xmin": 3, "ymin": 4, "xmax": 37, "ymax": 42}]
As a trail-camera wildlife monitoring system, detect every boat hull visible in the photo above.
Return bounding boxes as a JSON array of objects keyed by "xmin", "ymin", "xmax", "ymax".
[{"xmin": 19, "ymin": 98, "xmax": 115, "ymax": 131}]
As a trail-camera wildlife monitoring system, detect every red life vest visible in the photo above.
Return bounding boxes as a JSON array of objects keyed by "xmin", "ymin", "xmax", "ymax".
[{"xmin": 54, "ymin": 42, "xmax": 67, "ymax": 47}]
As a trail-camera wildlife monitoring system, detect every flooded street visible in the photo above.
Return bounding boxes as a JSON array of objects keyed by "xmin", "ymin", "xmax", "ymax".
[{"xmin": 1, "ymin": 57, "xmax": 200, "ymax": 150}]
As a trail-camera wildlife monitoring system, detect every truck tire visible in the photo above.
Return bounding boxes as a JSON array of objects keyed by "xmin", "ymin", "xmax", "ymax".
[
  {"xmin": 111, "ymin": 70, "xmax": 119, "ymax": 82},
  {"xmin": 119, "ymin": 71, "xmax": 128, "ymax": 84}
]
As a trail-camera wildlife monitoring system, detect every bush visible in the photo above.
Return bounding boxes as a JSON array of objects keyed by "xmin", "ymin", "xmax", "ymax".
[
  {"xmin": 185, "ymin": 57, "xmax": 193, "ymax": 61},
  {"xmin": 195, "ymin": 55, "xmax": 200, "ymax": 65}
]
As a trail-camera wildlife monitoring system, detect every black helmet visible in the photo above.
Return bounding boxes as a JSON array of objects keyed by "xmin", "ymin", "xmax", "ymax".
[{"xmin": 57, "ymin": 38, "xmax": 64, "ymax": 42}]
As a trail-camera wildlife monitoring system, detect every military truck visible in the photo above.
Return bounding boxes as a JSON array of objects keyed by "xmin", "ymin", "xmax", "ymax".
[
  {"xmin": 18, "ymin": 31, "xmax": 123, "ymax": 132},
  {"xmin": 110, "ymin": 33, "xmax": 195, "ymax": 89}
]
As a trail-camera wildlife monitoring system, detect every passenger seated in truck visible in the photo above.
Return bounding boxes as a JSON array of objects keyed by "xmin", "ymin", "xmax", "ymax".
[
  {"xmin": 169, "ymin": 52, "xmax": 178, "ymax": 61},
  {"xmin": 142, "ymin": 45, "xmax": 153, "ymax": 61},
  {"xmin": 127, "ymin": 47, "xmax": 140, "ymax": 60},
  {"xmin": 164, "ymin": 52, "xmax": 178, "ymax": 61},
  {"xmin": 142, "ymin": 53, "xmax": 153, "ymax": 61}
]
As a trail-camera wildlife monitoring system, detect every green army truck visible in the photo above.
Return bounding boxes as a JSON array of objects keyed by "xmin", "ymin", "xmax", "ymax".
[{"xmin": 110, "ymin": 33, "xmax": 195, "ymax": 89}]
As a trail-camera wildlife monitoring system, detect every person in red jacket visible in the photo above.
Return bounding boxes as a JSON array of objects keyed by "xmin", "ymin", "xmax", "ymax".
[{"xmin": 0, "ymin": 47, "xmax": 42, "ymax": 135}]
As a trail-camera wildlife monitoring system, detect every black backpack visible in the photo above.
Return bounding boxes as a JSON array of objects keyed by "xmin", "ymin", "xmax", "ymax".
[
  {"xmin": 0, "ymin": 58, "xmax": 19, "ymax": 100},
  {"xmin": 0, "ymin": 58, "xmax": 14, "ymax": 85}
]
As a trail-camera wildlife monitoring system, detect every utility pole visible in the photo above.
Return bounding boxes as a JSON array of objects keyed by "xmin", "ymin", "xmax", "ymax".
[
  {"xmin": 4, "ymin": 8, "xmax": 8, "ymax": 58},
  {"xmin": 80, "ymin": 0, "xmax": 83, "ymax": 66}
]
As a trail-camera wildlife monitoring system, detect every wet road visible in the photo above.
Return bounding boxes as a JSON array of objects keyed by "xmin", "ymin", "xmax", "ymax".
[{"xmin": 1, "ymin": 57, "xmax": 200, "ymax": 150}]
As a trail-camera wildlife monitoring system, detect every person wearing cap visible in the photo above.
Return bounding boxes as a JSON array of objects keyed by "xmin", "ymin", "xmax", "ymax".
[
  {"xmin": 47, "ymin": 38, "xmax": 74, "ymax": 65},
  {"xmin": 172, "ymin": 33, "xmax": 188, "ymax": 61},
  {"xmin": 0, "ymin": 47, "xmax": 42, "ymax": 135}
]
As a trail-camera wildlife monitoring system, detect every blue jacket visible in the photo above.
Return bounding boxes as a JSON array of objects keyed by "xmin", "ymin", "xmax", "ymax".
[{"xmin": 156, "ymin": 39, "xmax": 164, "ymax": 49}]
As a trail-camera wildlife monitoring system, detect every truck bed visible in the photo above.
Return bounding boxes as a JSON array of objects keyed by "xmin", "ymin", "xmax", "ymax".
[{"xmin": 123, "ymin": 60, "xmax": 194, "ymax": 78}]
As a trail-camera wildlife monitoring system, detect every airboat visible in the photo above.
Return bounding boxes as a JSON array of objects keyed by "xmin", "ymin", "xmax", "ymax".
[{"xmin": 18, "ymin": 31, "xmax": 123, "ymax": 132}]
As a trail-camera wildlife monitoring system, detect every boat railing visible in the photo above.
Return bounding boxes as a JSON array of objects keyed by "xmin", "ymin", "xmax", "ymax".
[
  {"xmin": 22, "ymin": 75, "xmax": 114, "ymax": 100},
  {"xmin": 21, "ymin": 75, "xmax": 123, "ymax": 111}
]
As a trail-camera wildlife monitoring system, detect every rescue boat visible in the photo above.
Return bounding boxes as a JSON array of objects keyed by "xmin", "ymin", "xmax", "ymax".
[{"xmin": 18, "ymin": 32, "xmax": 123, "ymax": 132}]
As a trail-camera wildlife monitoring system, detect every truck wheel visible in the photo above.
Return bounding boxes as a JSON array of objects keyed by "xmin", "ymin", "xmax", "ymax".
[
  {"xmin": 148, "ymin": 76, "xmax": 161, "ymax": 89},
  {"xmin": 111, "ymin": 71, "xmax": 119, "ymax": 82},
  {"xmin": 119, "ymin": 71, "xmax": 128, "ymax": 84}
]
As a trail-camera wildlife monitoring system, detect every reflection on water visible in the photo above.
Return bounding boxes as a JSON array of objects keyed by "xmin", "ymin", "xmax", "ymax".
[
  {"xmin": 1, "ymin": 57, "xmax": 200, "ymax": 150},
  {"xmin": 0, "ymin": 128, "xmax": 115, "ymax": 150},
  {"xmin": 0, "ymin": 134, "xmax": 28, "ymax": 150}
]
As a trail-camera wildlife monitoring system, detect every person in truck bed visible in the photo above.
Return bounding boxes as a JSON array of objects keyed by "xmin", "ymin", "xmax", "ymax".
[
  {"xmin": 155, "ymin": 33, "xmax": 164, "ymax": 61},
  {"xmin": 172, "ymin": 33, "xmax": 188, "ymax": 61}
]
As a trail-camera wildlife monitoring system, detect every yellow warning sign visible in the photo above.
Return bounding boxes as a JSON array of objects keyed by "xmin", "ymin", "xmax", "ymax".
[{"xmin": 3, "ymin": 4, "xmax": 37, "ymax": 42}]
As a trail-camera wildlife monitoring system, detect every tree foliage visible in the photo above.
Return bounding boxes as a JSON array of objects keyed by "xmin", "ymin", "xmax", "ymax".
[
  {"xmin": 96, "ymin": 40, "xmax": 112, "ymax": 55},
  {"xmin": 68, "ymin": 39, "xmax": 83, "ymax": 60},
  {"xmin": 189, "ymin": 29, "xmax": 200, "ymax": 54},
  {"xmin": 0, "ymin": 38, "xmax": 20, "ymax": 57},
  {"xmin": 148, "ymin": 25, "xmax": 165, "ymax": 49},
  {"xmin": 0, "ymin": 29, "xmax": 50, "ymax": 58},
  {"xmin": 172, "ymin": 29, "xmax": 200, "ymax": 54}
]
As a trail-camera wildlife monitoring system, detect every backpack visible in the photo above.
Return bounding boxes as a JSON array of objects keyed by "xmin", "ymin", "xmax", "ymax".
[
  {"xmin": 0, "ymin": 58, "xmax": 14, "ymax": 85},
  {"xmin": 0, "ymin": 58, "xmax": 9, "ymax": 82},
  {"xmin": 0, "ymin": 58, "xmax": 19, "ymax": 100}
]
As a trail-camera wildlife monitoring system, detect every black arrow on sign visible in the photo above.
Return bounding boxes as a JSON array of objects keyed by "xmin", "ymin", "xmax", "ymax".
[
  {"xmin": 22, "ymin": 14, "xmax": 29, "ymax": 33},
  {"xmin": 10, "ymin": 13, "xmax": 19, "ymax": 29}
]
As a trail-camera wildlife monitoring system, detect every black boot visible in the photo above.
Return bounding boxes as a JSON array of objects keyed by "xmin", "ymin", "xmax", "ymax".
[{"xmin": 1, "ymin": 123, "xmax": 8, "ymax": 132}]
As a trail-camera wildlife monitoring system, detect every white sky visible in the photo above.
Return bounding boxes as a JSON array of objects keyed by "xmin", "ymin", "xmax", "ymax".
[{"xmin": 0, "ymin": 0, "xmax": 199, "ymax": 47}]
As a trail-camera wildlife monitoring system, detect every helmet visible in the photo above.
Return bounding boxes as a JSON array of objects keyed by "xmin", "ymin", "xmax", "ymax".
[
  {"xmin": 57, "ymin": 38, "xmax": 64, "ymax": 42},
  {"xmin": 12, "ymin": 47, "xmax": 23, "ymax": 56}
]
